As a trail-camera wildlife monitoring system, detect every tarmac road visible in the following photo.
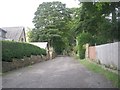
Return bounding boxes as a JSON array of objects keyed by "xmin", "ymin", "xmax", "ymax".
[{"xmin": 2, "ymin": 56, "xmax": 114, "ymax": 88}]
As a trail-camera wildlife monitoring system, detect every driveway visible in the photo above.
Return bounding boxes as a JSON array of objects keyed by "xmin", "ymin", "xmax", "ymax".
[{"xmin": 2, "ymin": 56, "xmax": 114, "ymax": 88}]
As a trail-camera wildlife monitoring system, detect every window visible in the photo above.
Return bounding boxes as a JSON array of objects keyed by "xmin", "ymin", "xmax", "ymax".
[
  {"xmin": 21, "ymin": 38, "xmax": 24, "ymax": 42},
  {"xmin": 0, "ymin": 31, "xmax": 2, "ymax": 37}
]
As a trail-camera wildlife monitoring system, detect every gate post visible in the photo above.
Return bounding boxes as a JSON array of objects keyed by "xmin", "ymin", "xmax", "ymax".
[{"xmin": 85, "ymin": 43, "xmax": 89, "ymax": 59}]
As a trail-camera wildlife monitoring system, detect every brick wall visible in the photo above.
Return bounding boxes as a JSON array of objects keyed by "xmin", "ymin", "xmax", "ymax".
[{"xmin": 88, "ymin": 46, "xmax": 96, "ymax": 60}]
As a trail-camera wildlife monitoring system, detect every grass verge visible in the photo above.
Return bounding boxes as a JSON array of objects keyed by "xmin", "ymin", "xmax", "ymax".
[{"xmin": 79, "ymin": 59, "xmax": 120, "ymax": 88}]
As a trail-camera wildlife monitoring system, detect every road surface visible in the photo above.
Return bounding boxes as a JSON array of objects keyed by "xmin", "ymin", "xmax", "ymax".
[{"xmin": 2, "ymin": 56, "xmax": 114, "ymax": 88}]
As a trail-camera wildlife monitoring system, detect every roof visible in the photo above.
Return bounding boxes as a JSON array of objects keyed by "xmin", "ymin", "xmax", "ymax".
[
  {"xmin": 30, "ymin": 42, "xmax": 48, "ymax": 49},
  {"xmin": 1, "ymin": 27, "xmax": 25, "ymax": 41},
  {"xmin": 0, "ymin": 28, "xmax": 7, "ymax": 33}
]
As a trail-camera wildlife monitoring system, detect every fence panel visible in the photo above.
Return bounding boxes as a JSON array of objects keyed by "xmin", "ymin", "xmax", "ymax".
[{"xmin": 95, "ymin": 42, "xmax": 119, "ymax": 70}]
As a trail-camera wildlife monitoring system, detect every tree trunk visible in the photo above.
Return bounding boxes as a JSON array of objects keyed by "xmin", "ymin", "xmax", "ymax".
[{"xmin": 111, "ymin": 2, "xmax": 118, "ymax": 42}]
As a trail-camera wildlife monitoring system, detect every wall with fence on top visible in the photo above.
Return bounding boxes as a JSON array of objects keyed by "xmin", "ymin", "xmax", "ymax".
[{"xmin": 88, "ymin": 42, "xmax": 119, "ymax": 70}]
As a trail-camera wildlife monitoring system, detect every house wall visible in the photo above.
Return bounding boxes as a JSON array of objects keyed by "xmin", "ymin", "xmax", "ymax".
[
  {"xmin": 0, "ymin": 36, "xmax": 3, "ymax": 40},
  {"xmin": 0, "ymin": 30, "xmax": 6, "ymax": 40},
  {"xmin": 0, "ymin": 31, "xmax": 1, "ymax": 36},
  {"xmin": 19, "ymin": 30, "xmax": 26, "ymax": 42}
]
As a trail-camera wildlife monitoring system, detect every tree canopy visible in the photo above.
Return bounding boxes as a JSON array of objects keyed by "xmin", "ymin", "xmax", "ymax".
[
  {"xmin": 75, "ymin": 2, "xmax": 119, "ymax": 44},
  {"xmin": 28, "ymin": 1, "xmax": 119, "ymax": 56},
  {"xmin": 29, "ymin": 1, "xmax": 72, "ymax": 54}
]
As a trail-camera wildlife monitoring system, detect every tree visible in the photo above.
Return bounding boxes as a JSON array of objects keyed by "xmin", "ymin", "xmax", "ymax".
[
  {"xmin": 33, "ymin": 1, "xmax": 70, "ymax": 30},
  {"xmin": 71, "ymin": 1, "xmax": 119, "ymax": 59},
  {"xmin": 29, "ymin": 1, "xmax": 72, "ymax": 54},
  {"xmin": 95, "ymin": 2, "xmax": 119, "ymax": 41},
  {"xmin": 77, "ymin": 32, "xmax": 95, "ymax": 59},
  {"xmin": 74, "ymin": 2, "xmax": 119, "ymax": 45}
]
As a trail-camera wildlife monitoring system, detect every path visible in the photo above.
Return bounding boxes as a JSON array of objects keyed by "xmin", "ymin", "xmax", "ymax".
[{"xmin": 2, "ymin": 56, "xmax": 114, "ymax": 88}]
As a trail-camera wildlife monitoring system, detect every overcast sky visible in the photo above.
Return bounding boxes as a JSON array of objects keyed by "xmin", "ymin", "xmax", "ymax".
[{"xmin": 0, "ymin": 0, "xmax": 79, "ymax": 28}]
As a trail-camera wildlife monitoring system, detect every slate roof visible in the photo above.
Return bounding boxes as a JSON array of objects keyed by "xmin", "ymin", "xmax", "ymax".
[
  {"xmin": 0, "ymin": 28, "xmax": 7, "ymax": 33},
  {"xmin": 2, "ymin": 27, "xmax": 25, "ymax": 41}
]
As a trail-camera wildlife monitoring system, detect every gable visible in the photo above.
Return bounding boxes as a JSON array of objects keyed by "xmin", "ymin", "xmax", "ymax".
[{"xmin": 1, "ymin": 27, "xmax": 25, "ymax": 41}]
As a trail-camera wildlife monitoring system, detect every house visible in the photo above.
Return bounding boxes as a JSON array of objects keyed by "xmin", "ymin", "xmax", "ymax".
[
  {"xmin": 0, "ymin": 28, "xmax": 7, "ymax": 40},
  {"xmin": 1, "ymin": 27, "xmax": 26, "ymax": 42}
]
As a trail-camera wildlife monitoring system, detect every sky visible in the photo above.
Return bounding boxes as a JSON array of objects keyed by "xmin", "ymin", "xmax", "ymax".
[{"xmin": 0, "ymin": 0, "xmax": 79, "ymax": 28}]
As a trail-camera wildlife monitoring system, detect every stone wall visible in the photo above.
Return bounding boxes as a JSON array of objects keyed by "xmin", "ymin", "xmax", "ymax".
[{"xmin": 2, "ymin": 55, "xmax": 48, "ymax": 73}]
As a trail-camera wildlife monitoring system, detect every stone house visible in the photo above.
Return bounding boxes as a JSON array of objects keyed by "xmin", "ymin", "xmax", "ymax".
[
  {"xmin": 1, "ymin": 27, "xmax": 26, "ymax": 42},
  {"xmin": 0, "ymin": 28, "xmax": 7, "ymax": 40}
]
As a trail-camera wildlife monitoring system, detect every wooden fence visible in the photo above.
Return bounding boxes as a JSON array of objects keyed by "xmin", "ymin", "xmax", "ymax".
[{"xmin": 88, "ymin": 42, "xmax": 119, "ymax": 70}]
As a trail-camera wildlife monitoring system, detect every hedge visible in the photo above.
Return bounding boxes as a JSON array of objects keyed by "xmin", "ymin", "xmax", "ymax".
[{"xmin": 1, "ymin": 41, "xmax": 46, "ymax": 62}]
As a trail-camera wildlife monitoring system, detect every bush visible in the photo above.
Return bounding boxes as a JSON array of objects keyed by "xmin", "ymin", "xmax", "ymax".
[
  {"xmin": 77, "ymin": 32, "xmax": 94, "ymax": 59},
  {"xmin": 2, "ymin": 41, "xmax": 46, "ymax": 62},
  {"xmin": 52, "ymin": 37, "xmax": 65, "ymax": 55},
  {"xmin": 78, "ymin": 45, "xmax": 85, "ymax": 59},
  {"xmin": 77, "ymin": 32, "xmax": 95, "ymax": 45}
]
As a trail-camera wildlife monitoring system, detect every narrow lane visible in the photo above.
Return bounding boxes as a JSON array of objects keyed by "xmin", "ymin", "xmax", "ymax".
[{"xmin": 2, "ymin": 56, "xmax": 114, "ymax": 88}]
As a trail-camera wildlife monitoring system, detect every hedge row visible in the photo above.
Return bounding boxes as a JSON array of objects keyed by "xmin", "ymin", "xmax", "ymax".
[{"xmin": 2, "ymin": 41, "xmax": 46, "ymax": 62}]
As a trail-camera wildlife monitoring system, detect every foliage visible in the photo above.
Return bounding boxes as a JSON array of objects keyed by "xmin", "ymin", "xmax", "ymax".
[
  {"xmin": 78, "ymin": 45, "xmax": 85, "ymax": 59},
  {"xmin": 52, "ymin": 37, "xmax": 66, "ymax": 54},
  {"xmin": 77, "ymin": 32, "xmax": 94, "ymax": 59},
  {"xmin": 77, "ymin": 32, "xmax": 95, "ymax": 45},
  {"xmin": 29, "ymin": 1, "xmax": 119, "ymax": 57},
  {"xmin": 75, "ymin": 2, "xmax": 119, "ymax": 45},
  {"xmin": 33, "ymin": 2, "xmax": 70, "ymax": 30},
  {"xmin": 72, "ymin": 2, "xmax": 119, "ymax": 59},
  {"xmin": 29, "ymin": 1, "xmax": 72, "ymax": 54},
  {"xmin": 2, "ymin": 41, "xmax": 46, "ymax": 62}
]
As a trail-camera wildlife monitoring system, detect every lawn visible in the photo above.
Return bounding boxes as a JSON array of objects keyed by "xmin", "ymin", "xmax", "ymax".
[{"xmin": 79, "ymin": 59, "xmax": 120, "ymax": 88}]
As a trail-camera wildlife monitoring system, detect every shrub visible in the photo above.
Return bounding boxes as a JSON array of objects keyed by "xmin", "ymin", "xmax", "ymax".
[
  {"xmin": 77, "ymin": 32, "xmax": 95, "ymax": 59},
  {"xmin": 77, "ymin": 32, "xmax": 95, "ymax": 45},
  {"xmin": 52, "ymin": 37, "xmax": 66, "ymax": 55},
  {"xmin": 78, "ymin": 45, "xmax": 85, "ymax": 59},
  {"xmin": 2, "ymin": 41, "xmax": 46, "ymax": 62}
]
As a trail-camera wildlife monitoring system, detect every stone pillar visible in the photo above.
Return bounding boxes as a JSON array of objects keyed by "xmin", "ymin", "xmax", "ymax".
[
  {"xmin": 85, "ymin": 43, "xmax": 89, "ymax": 59},
  {"xmin": 76, "ymin": 39, "xmax": 79, "ymax": 57},
  {"xmin": 49, "ymin": 47, "xmax": 53, "ymax": 60}
]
